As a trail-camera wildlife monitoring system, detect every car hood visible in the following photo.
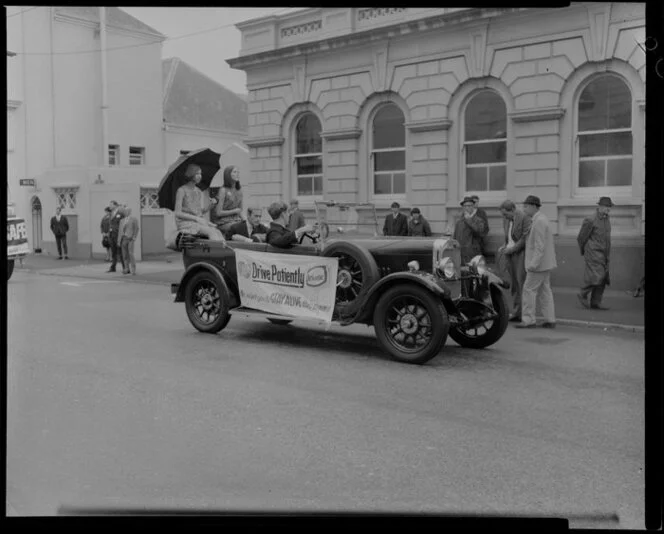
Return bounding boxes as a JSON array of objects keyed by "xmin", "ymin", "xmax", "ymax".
[{"xmin": 324, "ymin": 236, "xmax": 454, "ymax": 253}]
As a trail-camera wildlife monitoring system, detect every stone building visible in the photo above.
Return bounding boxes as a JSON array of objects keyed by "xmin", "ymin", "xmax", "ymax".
[{"xmin": 227, "ymin": 4, "xmax": 645, "ymax": 289}]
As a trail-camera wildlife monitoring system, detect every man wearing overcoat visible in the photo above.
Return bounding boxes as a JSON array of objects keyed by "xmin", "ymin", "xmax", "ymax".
[{"xmin": 383, "ymin": 202, "xmax": 408, "ymax": 237}]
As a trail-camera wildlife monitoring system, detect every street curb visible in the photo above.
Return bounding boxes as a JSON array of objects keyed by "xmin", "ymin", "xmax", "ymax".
[{"xmin": 18, "ymin": 268, "xmax": 174, "ymax": 287}]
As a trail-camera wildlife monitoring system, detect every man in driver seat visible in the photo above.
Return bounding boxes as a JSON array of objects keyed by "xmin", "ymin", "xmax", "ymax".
[{"xmin": 266, "ymin": 201, "xmax": 316, "ymax": 248}]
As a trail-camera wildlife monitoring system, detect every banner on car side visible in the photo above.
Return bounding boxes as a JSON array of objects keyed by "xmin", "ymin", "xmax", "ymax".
[
  {"xmin": 234, "ymin": 249, "xmax": 339, "ymax": 323},
  {"xmin": 7, "ymin": 218, "xmax": 31, "ymax": 257}
]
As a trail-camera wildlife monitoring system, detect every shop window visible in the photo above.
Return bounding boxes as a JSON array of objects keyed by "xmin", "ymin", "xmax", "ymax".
[
  {"xmin": 54, "ymin": 187, "xmax": 78, "ymax": 211},
  {"xmin": 463, "ymin": 90, "xmax": 507, "ymax": 193},
  {"xmin": 371, "ymin": 103, "xmax": 406, "ymax": 196},
  {"xmin": 577, "ymin": 74, "xmax": 632, "ymax": 191},
  {"xmin": 140, "ymin": 187, "xmax": 160, "ymax": 211},
  {"xmin": 108, "ymin": 144, "xmax": 120, "ymax": 166},
  {"xmin": 294, "ymin": 113, "xmax": 323, "ymax": 197},
  {"xmin": 129, "ymin": 146, "xmax": 146, "ymax": 165}
]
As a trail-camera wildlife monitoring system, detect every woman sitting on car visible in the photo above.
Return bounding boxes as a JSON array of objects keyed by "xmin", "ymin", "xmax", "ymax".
[{"xmin": 174, "ymin": 164, "xmax": 225, "ymax": 241}]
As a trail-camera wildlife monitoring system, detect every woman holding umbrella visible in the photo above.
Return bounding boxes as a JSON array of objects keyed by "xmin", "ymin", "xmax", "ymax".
[
  {"xmin": 174, "ymin": 164, "xmax": 225, "ymax": 241},
  {"xmin": 211, "ymin": 166, "xmax": 243, "ymax": 236}
]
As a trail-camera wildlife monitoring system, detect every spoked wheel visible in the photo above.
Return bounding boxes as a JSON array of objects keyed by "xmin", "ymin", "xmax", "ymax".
[
  {"xmin": 323, "ymin": 242, "xmax": 380, "ymax": 316},
  {"xmin": 449, "ymin": 288, "xmax": 509, "ymax": 349},
  {"xmin": 373, "ymin": 284, "xmax": 449, "ymax": 365},
  {"xmin": 184, "ymin": 272, "xmax": 231, "ymax": 333}
]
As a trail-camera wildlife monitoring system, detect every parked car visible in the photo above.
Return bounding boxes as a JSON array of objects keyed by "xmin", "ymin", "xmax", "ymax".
[
  {"xmin": 7, "ymin": 202, "xmax": 31, "ymax": 280},
  {"xmin": 169, "ymin": 201, "xmax": 510, "ymax": 365}
]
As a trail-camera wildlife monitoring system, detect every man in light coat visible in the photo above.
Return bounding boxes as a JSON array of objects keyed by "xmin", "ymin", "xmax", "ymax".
[
  {"xmin": 117, "ymin": 206, "xmax": 139, "ymax": 275},
  {"xmin": 497, "ymin": 200, "xmax": 532, "ymax": 322},
  {"xmin": 576, "ymin": 197, "xmax": 613, "ymax": 310},
  {"xmin": 515, "ymin": 195, "xmax": 557, "ymax": 329}
]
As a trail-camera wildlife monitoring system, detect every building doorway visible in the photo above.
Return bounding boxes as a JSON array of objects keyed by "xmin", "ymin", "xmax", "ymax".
[{"xmin": 31, "ymin": 196, "xmax": 42, "ymax": 253}]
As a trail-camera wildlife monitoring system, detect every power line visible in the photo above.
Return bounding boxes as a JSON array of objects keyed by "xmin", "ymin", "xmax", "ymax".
[
  {"xmin": 6, "ymin": 6, "xmax": 42, "ymax": 18},
  {"xmin": 9, "ymin": 7, "xmax": 297, "ymax": 56}
]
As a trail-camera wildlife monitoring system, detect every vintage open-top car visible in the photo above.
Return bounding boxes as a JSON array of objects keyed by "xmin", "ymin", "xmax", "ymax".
[{"xmin": 170, "ymin": 201, "xmax": 510, "ymax": 365}]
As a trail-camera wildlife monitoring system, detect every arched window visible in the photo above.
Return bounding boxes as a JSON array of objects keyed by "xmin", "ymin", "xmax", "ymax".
[
  {"xmin": 463, "ymin": 90, "xmax": 507, "ymax": 193},
  {"xmin": 577, "ymin": 74, "xmax": 632, "ymax": 190},
  {"xmin": 371, "ymin": 103, "xmax": 406, "ymax": 196},
  {"xmin": 294, "ymin": 113, "xmax": 323, "ymax": 197}
]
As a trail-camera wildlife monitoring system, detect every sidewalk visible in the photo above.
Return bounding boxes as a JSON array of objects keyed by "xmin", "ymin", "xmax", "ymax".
[{"xmin": 13, "ymin": 253, "xmax": 644, "ymax": 332}]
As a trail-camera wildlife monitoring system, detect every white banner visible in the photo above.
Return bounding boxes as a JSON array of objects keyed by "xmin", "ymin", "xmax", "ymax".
[{"xmin": 235, "ymin": 249, "xmax": 339, "ymax": 323}]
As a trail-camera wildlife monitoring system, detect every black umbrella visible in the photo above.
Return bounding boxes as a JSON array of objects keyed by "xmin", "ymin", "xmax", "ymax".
[{"xmin": 157, "ymin": 148, "xmax": 222, "ymax": 211}]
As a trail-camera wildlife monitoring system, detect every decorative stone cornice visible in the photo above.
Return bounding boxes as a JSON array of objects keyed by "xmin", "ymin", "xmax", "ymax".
[
  {"xmin": 509, "ymin": 107, "xmax": 565, "ymax": 123},
  {"xmin": 405, "ymin": 118, "xmax": 453, "ymax": 132},
  {"xmin": 243, "ymin": 136, "xmax": 285, "ymax": 148},
  {"xmin": 320, "ymin": 128, "xmax": 362, "ymax": 140}
]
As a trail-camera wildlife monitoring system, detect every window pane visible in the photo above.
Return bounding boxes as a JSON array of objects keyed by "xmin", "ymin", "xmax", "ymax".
[
  {"xmin": 579, "ymin": 160, "xmax": 605, "ymax": 187},
  {"xmin": 298, "ymin": 177, "xmax": 313, "ymax": 195},
  {"xmin": 466, "ymin": 141, "xmax": 506, "ymax": 164},
  {"xmin": 373, "ymin": 104, "xmax": 405, "ymax": 149},
  {"xmin": 374, "ymin": 150, "xmax": 405, "ymax": 171},
  {"xmin": 393, "ymin": 173, "xmax": 406, "ymax": 194},
  {"xmin": 296, "ymin": 155, "xmax": 322, "ymax": 175},
  {"xmin": 296, "ymin": 114, "xmax": 322, "ymax": 154},
  {"xmin": 313, "ymin": 176, "xmax": 323, "ymax": 195},
  {"xmin": 466, "ymin": 167, "xmax": 488, "ymax": 191},
  {"xmin": 374, "ymin": 174, "xmax": 391, "ymax": 195},
  {"xmin": 489, "ymin": 165, "xmax": 506, "ymax": 191},
  {"xmin": 607, "ymin": 158, "xmax": 632, "ymax": 186},
  {"xmin": 465, "ymin": 91, "xmax": 507, "ymax": 141},
  {"xmin": 579, "ymin": 131, "xmax": 632, "ymax": 157},
  {"xmin": 578, "ymin": 75, "xmax": 632, "ymax": 131}
]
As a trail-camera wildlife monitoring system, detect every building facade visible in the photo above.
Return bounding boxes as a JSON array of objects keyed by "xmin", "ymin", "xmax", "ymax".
[
  {"xmin": 6, "ymin": 6, "xmax": 248, "ymax": 260},
  {"xmin": 228, "ymin": 4, "xmax": 645, "ymax": 289}
]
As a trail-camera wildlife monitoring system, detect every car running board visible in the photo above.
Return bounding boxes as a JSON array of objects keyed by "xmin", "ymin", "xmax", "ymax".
[{"xmin": 229, "ymin": 306, "xmax": 331, "ymax": 327}]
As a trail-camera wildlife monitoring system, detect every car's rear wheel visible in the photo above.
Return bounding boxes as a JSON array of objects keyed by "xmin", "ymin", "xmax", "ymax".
[
  {"xmin": 449, "ymin": 287, "xmax": 509, "ymax": 349},
  {"xmin": 323, "ymin": 242, "xmax": 380, "ymax": 317},
  {"xmin": 184, "ymin": 271, "xmax": 231, "ymax": 333},
  {"xmin": 373, "ymin": 284, "xmax": 449, "ymax": 365},
  {"xmin": 7, "ymin": 260, "xmax": 15, "ymax": 280},
  {"xmin": 267, "ymin": 318, "xmax": 293, "ymax": 326}
]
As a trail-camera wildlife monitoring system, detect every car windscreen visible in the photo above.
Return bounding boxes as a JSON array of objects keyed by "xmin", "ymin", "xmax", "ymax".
[{"xmin": 316, "ymin": 204, "xmax": 379, "ymax": 237}]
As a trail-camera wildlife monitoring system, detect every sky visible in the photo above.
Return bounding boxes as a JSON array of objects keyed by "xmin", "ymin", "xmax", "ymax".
[{"xmin": 120, "ymin": 7, "xmax": 304, "ymax": 96}]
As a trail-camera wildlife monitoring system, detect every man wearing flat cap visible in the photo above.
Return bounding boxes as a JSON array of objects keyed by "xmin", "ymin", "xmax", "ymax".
[
  {"xmin": 454, "ymin": 196, "xmax": 489, "ymax": 264},
  {"xmin": 516, "ymin": 195, "xmax": 557, "ymax": 329},
  {"xmin": 576, "ymin": 197, "xmax": 613, "ymax": 310}
]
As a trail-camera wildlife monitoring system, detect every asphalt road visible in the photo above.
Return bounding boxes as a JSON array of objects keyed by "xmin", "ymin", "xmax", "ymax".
[{"xmin": 6, "ymin": 271, "xmax": 645, "ymax": 527}]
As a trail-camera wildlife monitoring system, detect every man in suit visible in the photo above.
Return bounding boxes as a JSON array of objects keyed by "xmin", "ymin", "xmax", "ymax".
[
  {"xmin": 107, "ymin": 200, "xmax": 125, "ymax": 273},
  {"xmin": 515, "ymin": 195, "xmax": 557, "ymax": 329},
  {"xmin": 383, "ymin": 202, "xmax": 408, "ymax": 236},
  {"xmin": 229, "ymin": 207, "xmax": 269, "ymax": 243},
  {"xmin": 266, "ymin": 201, "xmax": 316, "ymax": 248},
  {"xmin": 471, "ymin": 195, "xmax": 489, "ymax": 255},
  {"xmin": 118, "ymin": 206, "xmax": 140, "ymax": 275},
  {"xmin": 453, "ymin": 196, "xmax": 488, "ymax": 264},
  {"xmin": 497, "ymin": 200, "xmax": 532, "ymax": 322},
  {"xmin": 576, "ymin": 196, "xmax": 613, "ymax": 310},
  {"xmin": 287, "ymin": 199, "xmax": 306, "ymax": 231},
  {"xmin": 50, "ymin": 207, "xmax": 70, "ymax": 259}
]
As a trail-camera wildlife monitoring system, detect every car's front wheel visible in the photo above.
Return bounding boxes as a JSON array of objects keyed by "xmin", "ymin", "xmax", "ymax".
[
  {"xmin": 7, "ymin": 260, "xmax": 15, "ymax": 280},
  {"xmin": 184, "ymin": 271, "xmax": 231, "ymax": 333},
  {"xmin": 448, "ymin": 287, "xmax": 509, "ymax": 349},
  {"xmin": 373, "ymin": 284, "xmax": 449, "ymax": 365}
]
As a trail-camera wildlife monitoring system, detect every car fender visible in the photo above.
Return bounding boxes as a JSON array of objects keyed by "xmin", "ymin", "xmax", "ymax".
[
  {"xmin": 350, "ymin": 271, "xmax": 451, "ymax": 324},
  {"xmin": 173, "ymin": 262, "xmax": 238, "ymax": 307},
  {"xmin": 484, "ymin": 270, "xmax": 510, "ymax": 290}
]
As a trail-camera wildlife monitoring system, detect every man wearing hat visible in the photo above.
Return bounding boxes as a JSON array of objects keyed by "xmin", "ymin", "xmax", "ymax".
[
  {"xmin": 470, "ymin": 195, "xmax": 489, "ymax": 255},
  {"xmin": 453, "ymin": 196, "xmax": 488, "ymax": 264},
  {"xmin": 383, "ymin": 202, "xmax": 408, "ymax": 236},
  {"xmin": 516, "ymin": 195, "xmax": 557, "ymax": 329},
  {"xmin": 408, "ymin": 207, "xmax": 432, "ymax": 237},
  {"xmin": 576, "ymin": 197, "xmax": 613, "ymax": 310}
]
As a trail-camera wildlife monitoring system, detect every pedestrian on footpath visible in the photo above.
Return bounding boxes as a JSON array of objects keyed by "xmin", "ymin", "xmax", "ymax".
[
  {"xmin": 408, "ymin": 207, "xmax": 432, "ymax": 237},
  {"xmin": 101, "ymin": 206, "xmax": 112, "ymax": 261},
  {"xmin": 287, "ymin": 199, "xmax": 306, "ymax": 231},
  {"xmin": 383, "ymin": 202, "xmax": 408, "ymax": 236},
  {"xmin": 576, "ymin": 196, "xmax": 613, "ymax": 310},
  {"xmin": 118, "ymin": 207, "xmax": 139, "ymax": 275},
  {"xmin": 453, "ymin": 196, "xmax": 488, "ymax": 264},
  {"xmin": 470, "ymin": 195, "xmax": 489, "ymax": 255},
  {"xmin": 515, "ymin": 195, "xmax": 557, "ymax": 329},
  {"xmin": 497, "ymin": 199, "xmax": 532, "ymax": 322},
  {"xmin": 50, "ymin": 207, "xmax": 69, "ymax": 259},
  {"xmin": 107, "ymin": 200, "xmax": 125, "ymax": 273}
]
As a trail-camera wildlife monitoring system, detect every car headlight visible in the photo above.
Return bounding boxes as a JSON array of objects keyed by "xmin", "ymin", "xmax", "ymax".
[
  {"xmin": 469, "ymin": 255, "xmax": 488, "ymax": 275},
  {"xmin": 407, "ymin": 260, "xmax": 420, "ymax": 272},
  {"xmin": 437, "ymin": 257, "xmax": 456, "ymax": 279}
]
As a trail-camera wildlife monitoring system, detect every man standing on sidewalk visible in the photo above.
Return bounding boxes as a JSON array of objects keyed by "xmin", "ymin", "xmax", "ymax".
[
  {"xmin": 576, "ymin": 197, "xmax": 613, "ymax": 310},
  {"xmin": 515, "ymin": 195, "xmax": 557, "ymax": 329},
  {"xmin": 50, "ymin": 207, "xmax": 69, "ymax": 260},
  {"xmin": 118, "ymin": 206, "xmax": 139, "ymax": 275},
  {"xmin": 107, "ymin": 200, "xmax": 125, "ymax": 273},
  {"xmin": 497, "ymin": 200, "xmax": 532, "ymax": 322},
  {"xmin": 470, "ymin": 195, "xmax": 489, "ymax": 255}
]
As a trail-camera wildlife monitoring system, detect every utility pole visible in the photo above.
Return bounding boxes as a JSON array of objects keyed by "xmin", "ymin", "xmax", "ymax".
[{"xmin": 100, "ymin": 6, "xmax": 109, "ymax": 167}]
